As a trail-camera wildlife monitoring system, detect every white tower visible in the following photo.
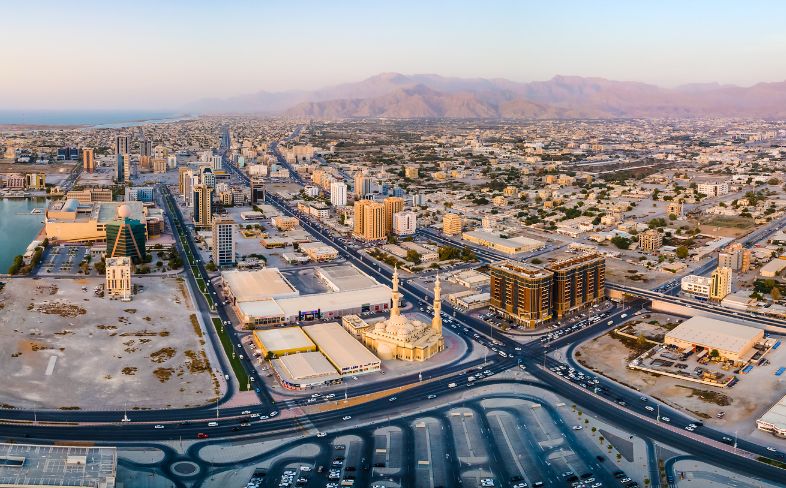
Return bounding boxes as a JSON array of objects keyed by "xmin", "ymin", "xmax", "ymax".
[{"xmin": 390, "ymin": 266, "xmax": 401, "ymax": 319}]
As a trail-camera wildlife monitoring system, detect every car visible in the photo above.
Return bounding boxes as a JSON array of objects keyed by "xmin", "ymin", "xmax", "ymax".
[
  {"xmin": 197, "ymin": 433, "xmax": 209, "ymax": 439},
  {"xmin": 342, "ymin": 415, "xmax": 352, "ymax": 421},
  {"xmin": 448, "ymin": 382, "xmax": 457, "ymax": 388},
  {"xmin": 154, "ymin": 424, "xmax": 164, "ymax": 429},
  {"xmin": 427, "ymin": 394, "xmax": 437, "ymax": 399},
  {"xmin": 316, "ymin": 432, "xmax": 327, "ymax": 437},
  {"xmin": 208, "ymin": 421, "xmax": 218, "ymax": 427},
  {"xmin": 270, "ymin": 411, "xmax": 279, "ymax": 417},
  {"xmin": 645, "ymin": 406, "xmax": 654, "ymax": 412},
  {"xmin": 685, "ymin": 426, "xmax": 695, "ymax": 431},
  {"xmin": 660, "ymin": 416, "xmax": 670, "ymax": 422},
  {"xmin": 241, "ymin": 410, "xmax": 251, "ymax": 415},
  {"xmin": 250, "ymin": 413, "xmax": 260, "ymax": 418},
  {"xmin": 767, "ymin": 447, "xmax": 778, "ymax": 452},
  {"xmin": 572, "ymin": 425, "xmax": 583, "ymax": 430},
  {"xmin": 389, "ymin": 397, "xmax": 397, "ymax": 402}
]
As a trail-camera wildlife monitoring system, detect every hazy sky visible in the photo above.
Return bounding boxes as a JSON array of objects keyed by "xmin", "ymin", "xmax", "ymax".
[{"xmin": 4, "ymin": 0, "xmax": 786, "ymax": 109}]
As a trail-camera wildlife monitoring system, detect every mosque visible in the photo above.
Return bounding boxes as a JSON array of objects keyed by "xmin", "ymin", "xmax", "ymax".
[{"xmin": 360, "ymin": 267, "xmax": 445, "ymax": 361}]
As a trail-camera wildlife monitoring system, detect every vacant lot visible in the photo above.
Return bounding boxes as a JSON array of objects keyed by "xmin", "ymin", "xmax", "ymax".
[{"xmin": 0, "ymin": 276, "xmax": 219, "ymax": 410}]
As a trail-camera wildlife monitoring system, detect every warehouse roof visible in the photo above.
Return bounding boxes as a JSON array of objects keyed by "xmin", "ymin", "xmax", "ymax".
[
  {"xmin": 316, "ymin": 265, "xmax": 377, "ymax": 291},
  {"xmin": 0, "ymin": 443, "xmax": 117, "ymax": 487},
  {"xmin": 276, "ymin": 285, "xmax": 391, "ymax": 317},
  {"xmin": 274, "ymin": 351, "xmax": 341, "ymax": 382},
  {"xmin": 223, "ymin": 269, "xmax": 299, "ymax": 302},
  {"xmin": 303, "ymin": 322, "xmax": 380, "ymax": 372},
  {"xmin": 757, "ymin": 393, "xmax": 786, "ymax": 435},
  {"xmin": 253, "ymin": 327, "xmax": 315, "ymax": 354},
  {"xmin": 665, "ymin": 316, "xmax": 763, "ymax": 354}
]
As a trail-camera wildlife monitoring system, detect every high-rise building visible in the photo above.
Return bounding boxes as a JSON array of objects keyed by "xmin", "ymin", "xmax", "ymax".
[
  {"xmin": 210, "ymin": 155, "xmax": 223, "ymax": 171},
  {"xmin": 212, "ymin": 218, "xmax": 236, "ymax": 267},
  {"xmin": 443, "ymin": 213, "xmax": 462, "ymax": 235},
  {"xmin": 140, "ymin": 138, "xmax": 152, "ymax": 157},
  {"xmin": 383, "ymin": 196, "xmax": 404, "ymax": 233},
  {"xmin": 353, "ymin": 199, "xmax": 386, "ymax": 241},
  {"xmin": 82, "ymin": 147, "xmax": 95, "ymax": 173},
  {"xmin": 330, "ymin": 181, "xmax": 347, "ymax": 207},
  {"xmin": 105, "ymin": 256, "xmax": 132, "ymax": 300},
  {"xmin": 201, "ymin": 167, "xmax": 216, "ymax": 188},
  {"xmin": 392, "ymin": 210, "xmax": 417, "ymax": 235},
  {"xmin": 710, "ymin": 266, "xmax": 732, "ymax": 301},
  {"xmin": 546, "ymin": 253, "xmax": 606, "ymax": 319},
  {"xmin": 719, "ymin": 243, "xmax": 750, "ymax": 272},
  {"xmin": 152, "ymin": 158, "xmax": 167, "ymax": 173},
  {"xmin": 354, "ymin": 172, "xmax": 371, "ymax": 198},
  {"xmin": 490, "ymin": 261, "xmax": 554, "ymax": 328},
  {"xmin": 25, "ymin": 173, "xmax": 45, "ymax": 190},
  {"xmin": 638, "ymin": 229, "xmax": 663, "ymax": 253},
  {"xmin": 114, "ymin": 154, "xmax": 126, "ymax": 183},
  {"xmin": 105, "ymin": 205, "xmax": 147, "ymax": 264},
  {"xmin": 250, "ymin": 178, "xmax": 265, "ymax": 204},
  {"xmin": 193, "ymin": 184, "xmax": 214, "ymax": 229},
  {"xmin": 115, "ymin": 135, "xmax": 129, "ymax": 155}
]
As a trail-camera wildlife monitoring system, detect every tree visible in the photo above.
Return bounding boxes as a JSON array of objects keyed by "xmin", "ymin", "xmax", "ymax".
[
  {"xmin": 709, "ymin": 349, "xmax": 720, "ymax": 358},
  {"xmin": 405, "ymin": 249, "xmax": 422, "ymax": 265},
  {"xmin": 610, "ymin": 235, "xmax": 631, "ymax": 250},
  {"xmin": 772, "ymin": 287, "xmax": 782, "ymax": 301},
  {"xmin": 7, "ymin": 255, "xmax": 23, "ymax": 275},
  {"xmin": 675, "ymin": 246, "xmax": 689, "ymax": 259}
]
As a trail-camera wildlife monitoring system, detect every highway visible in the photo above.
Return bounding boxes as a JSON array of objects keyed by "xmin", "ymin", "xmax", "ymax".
[{"xmin": 0, "ymin": 128, "xmax": 784, "ymax": 486}]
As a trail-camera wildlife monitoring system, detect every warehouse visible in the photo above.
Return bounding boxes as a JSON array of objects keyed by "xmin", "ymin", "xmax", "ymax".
[
  {"xmin": 316, "ymin": 264, "xmax": 378, "ymax": 292},
  {"xmin": 664, "ymin": 316, "xmax": 764, "ymax": 363},
  {"xmin": 462, "ymin": 230, "xmax": 544, "ymax": 255},
  {"xmin": 303, "ymin": 322, "xmax": 381, "ymax": 376},
  {"xmin": 252, "ymin": 327, "xmax": 316, "ymax": 358},
  {"xmin": 222, "ymin": 268, "xmax": 299, "ymax": 303},
  {"xmin": 300, "ymin": 242, "xmax": 339, "ymax": 262},
  {"xmin": 757, "ymin": 393, "xmax": 786, "ymax": 438},
  {"xmin": 0, "ymin": 443, "xmax": 117, "ymax": 487},
  {"xmin": 272, "ymin": 351, "xmax": 342, "ymax": 389}
]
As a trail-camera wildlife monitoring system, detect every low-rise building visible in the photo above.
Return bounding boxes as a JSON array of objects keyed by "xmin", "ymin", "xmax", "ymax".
[
  {"xmin": 680, "ymin": 274, "xmax": 711, "ymax": 298},
  {"xmin": 462, "ymin": 230, "xmax": 544, "ymax": 255},
  {"xmin": 105, "ymin": 256, "xmax": 132, "ymax": 300},
  {"xmin": 664, "ymin": 316, "xmax": 764, "ymax": 363}
]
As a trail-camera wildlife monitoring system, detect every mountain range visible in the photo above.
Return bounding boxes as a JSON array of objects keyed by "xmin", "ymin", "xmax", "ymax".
[{"xmin": 188, "ymin": 73, "xmax": 786, "ymax": 119}]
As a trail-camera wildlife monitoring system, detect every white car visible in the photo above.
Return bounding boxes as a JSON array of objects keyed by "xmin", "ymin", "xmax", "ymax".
[
  {"xmin": 316, "ymin": 432, "xmax": 327, "ymax": 438},
  {"xmin": 572, "ymin": 425, "xmax": 583, "ymax": 430},
  {"xmin": 660, "ymin": 416, "xmax": 670, "ymax": 422},
  {"xmin": 154, "ymin": 424, "xmax": 164, "ymax": 429},
  {"xmin": 241, "ymin": 410, "xmax": 251, "ymax": 415},
  {"xmin": 448, "ymin": 382, "xmax": 457, "ymax": 388},
  {"xmin": 342, "ymin": 415, "xmax": 352, "ymax": 421},
  {"xmin": 645, "ymin": 406, "xmax": 655, "ymax": 412},
  {"xmin": 767, "ymin": 447, "xmax": 778, "ymax": 452}
]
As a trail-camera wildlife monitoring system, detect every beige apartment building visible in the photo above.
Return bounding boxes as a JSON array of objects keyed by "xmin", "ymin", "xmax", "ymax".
[
  {"xmin": 383, "ymin": 196, "xmax": 404, "ymax": 233},
  {"xmin": 710, "ymin": 266, "xmax": 732, "ymax": 301},
  {"xmin": 638, "ymin": 228, "xmax": 663, "ymax": 252},
  {"xmin": 353, "ymin": 199, "xmax": 386, "ymax": 241},
  {"xmin": 443, "ymin": 213, "xmax": 462, "ymax": 235},
  {"xmin": 105, "ymin": 256, "xmax": 132, "ymax": 300}
]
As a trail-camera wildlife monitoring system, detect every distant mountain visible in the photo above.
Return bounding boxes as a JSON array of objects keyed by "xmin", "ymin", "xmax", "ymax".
[{"xmin": 188, "ymin": 73, "xmax": 786, "ymax": 119}]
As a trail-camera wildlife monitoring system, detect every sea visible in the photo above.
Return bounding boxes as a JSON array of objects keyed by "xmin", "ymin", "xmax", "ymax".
[
  {"xmin": 0, "ymin": 198, "xmax": 47, "ymax": 274},
  {"xmin": 0, "ymin": 110, "xmax": 192, "ymax": 128}
]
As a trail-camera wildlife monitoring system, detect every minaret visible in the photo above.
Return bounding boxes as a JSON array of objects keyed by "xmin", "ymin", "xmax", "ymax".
[
  {"xmin": 432, "ymin": 274, "xmax": 442, "ymax": 336},
  {"xmin": 390, "ymin": 265, "xmax": 401, "ymax": 319}
]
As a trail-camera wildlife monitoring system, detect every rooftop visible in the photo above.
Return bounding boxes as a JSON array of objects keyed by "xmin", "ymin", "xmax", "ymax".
[
  {"xmin": 223, "ymin": 269, "xmax": 299, "ymax": 302},
  {"xmin": 490, "ymin": 260, "xmax": 553, "ymax": 279},
  {"xmin": 253, "ymin": 327, "xmax": 315, "ymax": 354},
  {"xmin": 665, "ymin": 316, "xmax": 764, "ymax": 354},
  {"xmin": 303, "ymin": 322, "xmax": 381, "ymax": 372},
  {"xmin": 0, "ymin": 443, "xmax": 117, "ymax": 488},
  {"xmin": 316, "ymin": 264, "xmax": 377, "ymax": 292},
  {"xmin": 274, "ymin": 351, "xmax": 342, "ymax": 382}
]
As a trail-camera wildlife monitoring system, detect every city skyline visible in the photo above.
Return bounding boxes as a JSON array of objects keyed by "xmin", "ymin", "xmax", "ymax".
[{"xmin": 4, "ymin": 0, "xmax": 786, "ymax": 109}]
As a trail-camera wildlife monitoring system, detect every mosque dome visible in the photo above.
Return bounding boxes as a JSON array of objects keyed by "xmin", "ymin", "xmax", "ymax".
[{"xmin": 117, "ymin": 204, "xmax": 131, "ymax": 218}]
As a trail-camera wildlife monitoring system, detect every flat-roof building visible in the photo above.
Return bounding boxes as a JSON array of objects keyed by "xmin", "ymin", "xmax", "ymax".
[
  {"xmin": 462, "ymin": 230, "xmax": 544, "ymax": 255},
  {"xmin": 271, "ymin": 351, "xmax": 342, "ymax": 389},
  {"xmin": 222, "ymin": 269, "xmax": 299, "ymax": 303},
  {"xmin": 0, "ymin": 443, "xmax": 116, "ymax": 488},
  {"xmin": 490, "ymin": 261, "xmax": 554, "ymax": 327},
  {"xmin": 252, "ymin": 327, "xmax": 317, "ymax": 358},
  {"xmin": 757, "ymin": 393, "xmax": 786, "ymax": 438},
  {"xmin": 664, "ymin": 316, "xmax": 764, "ymax": 363},
  {"xmin": 303, "ymin": 322, "xmax": 381, "ymax": 376}
]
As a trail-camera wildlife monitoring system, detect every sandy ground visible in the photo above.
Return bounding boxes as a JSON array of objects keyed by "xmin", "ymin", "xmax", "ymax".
[
  {"xmin": 576, "ymin": 323, "xmax": 786, "ymax": 447},
  {"xmin": 0, "ymin": 276, "xmax": 218, "ymax": 409}
]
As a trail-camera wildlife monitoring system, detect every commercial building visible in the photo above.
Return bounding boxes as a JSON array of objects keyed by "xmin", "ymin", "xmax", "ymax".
[
  {"xmin": 680, "ymin": 274, "xmax": 711, "ymax": 299},
  {"xmin": 664, "ymin": 316, "xmax": 764, "ymax": 363},
  {"xmin": 82, "ymin": 147, "xmax": 95, "ymax": 173},
  {"xmin": 341, "ymin": 314, "xmax": 371, "ymax": 338},
  {"xmin": 271, "ymin": 351, "xmax": 342, "ymax": 389},
  {"xmin": 383, "ymin": 196, "xmax": 404, "ymax": 233},
  {"xmin": 697, "ymin": 181, "xmax": 729, "ymax": 197},
  {"xmin": 546, "ymin": 253, "xmax": 606, "ymax": 319},
  {"xmin": 105, "ymin": 256, "xmax": 132, "ymax": 300},
  {"xmin": 252, "ymin": 327, "xmax": 317, "ymax": 358},
  {"xmin": 760, "ymin": 258, "xmax": 786, "ymax": 278},
  {"xmin": 105, "ymin": 205, "xmax": 147, "ymax": 263},
  {"xmin": 66, "ymin": 188, "xmax": 113, "ymax": 204},
  {"xmin": 448, "ymin": 290, "xmax": 490, "ymax": 310},
  {"xmin": 330, "ymin": 181, "xmax": 347, "ymax": 207},
  {"xmin": 193, "ymin": 184, "xmax": 213, "ymax": 229},
  {"xmin": 638, "ymin": 229, "xmax": 663, "ymax": 252},
  {"xmin": 361, "ymin": 268, "xmax": 444, "ymax": 361},
  {"xmin": 125, "ymin": 187, "xmax": 154, "ymax": 202},
  {"xmin": 462, "ymin": 230, "xmax": 544, "ymax": 255},
  {"xmin": 212, "ymin": 218, "xmax": 236, "ymax": 267},
  {"xmin": 392, "ymin": 210, "xmax": 417, "ymax": 235},
  {"xmin": 303, "ymin": 322, "xmax": 381, "ymax": 376},
  {"xmin": 0, "ymin": 443, "xmax": 116, "ymax": 488},
  {"xmin": 300, "ymin": 242, "xmax": 339, "ymax": 262},
  {"xmin": 45, "ymin": 200, "xmax": 150, "ymax": 249},
  {"xmin": 272, "ymin": 216, "xmax": 299, "ymax": 230},
  {"xmin": 405, "ymin": 166, "xmax": 419, "ymax": 178},
  {"xmin": 353, "ymin": 199, "xmax": 386, "ymax": 241},
  {"xmin": 443, "ymin": 213, "xmax": 462, "ymax": 235},
  {"xmin": 490, "ymin": 261, "xmax": 554, "ymax": 327},
  {"xmin": 354, "ymin": 172, "xmax": 371, "ymax": 198},
  {"xmin": 115, "ymin": 135, "xmax": 129, "ymax": 155},
  {"xmin": 710, "ymin": 266, "xmax": 732, "ymax": 301},
  {"xmin": 667, "ymin": 201, "xmax": 683, "ymax": 218},
  {"xmin": 719, "ymin": 243, "xmax": 751, "ymax": 272},
  {"xmin": 757, "ymin": 394, "xmax": 786, "ymax": 438}
]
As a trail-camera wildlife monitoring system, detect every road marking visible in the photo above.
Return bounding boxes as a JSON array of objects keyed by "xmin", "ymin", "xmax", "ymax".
[{"xmin": 45, "ymin": 356, "xmax": 57, "ymax": 376}]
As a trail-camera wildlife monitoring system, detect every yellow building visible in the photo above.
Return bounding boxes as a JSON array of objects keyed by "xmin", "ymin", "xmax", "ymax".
[
  {"xmin": 667, "ymin": 201, "xmax": 683, "ymax": 218},
  {"xmin": 25, "ymin": 173, "xmax": 45, "ymax": 190},
  {"xmin": 710, "ymin": 266, "xmax": 732, "ymax": 302},
  {"xmin": 503, "ymin": 185, "xmax": 517, "ymax": 196},
  {"xmin": 383, "ymin": 196, "xmax": 404, "ymax": 233},
  {"xmin": 443, "ymin": 213, "xmax": 462, "ymax": 235},
  {"xmin": 361, "ymin": 268, "xmax": 444, "ymax": 361},
  {"xmin": 83, "ymin": 147, "xmax": 95, "ymax": 173},
  {"xmin": 66, "ymin": 188, "xmax": 113, "ymax": 204},
  {"xmin": 405, "ymin": 166, "xmax": 419, "ymax": 179},
  {"xmin": 45, "ymin": 200, "xmax": 148, "ymax": 243},
  {"xmin": 105, "ymin": 256, "xmax": 132, "ymax": 300},
  {"xmin": 252, "ymin": 327, "xmax": 317, "ymax": 358},
  {"xmin": 353, "ymin": 199, "xmax": 386, "ymax": 241},
  {"xmin": 492, "ymin": 195, "xmax": 507, "ymax": 207}
]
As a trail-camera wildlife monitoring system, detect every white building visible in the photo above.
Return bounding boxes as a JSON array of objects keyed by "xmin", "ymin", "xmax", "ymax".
[
  {"xmin": 680, "ymin": 274, "xmax": 711, "ymax": 298},
  {"xmin": 330, "ymin": 181, "xmax": 347, "ymax": 207},
  {"xmin": 303, "ymin": 185, "xmax": 320, "ymax": 197},
  {"xmin": 212, "ymin": 218, "xmax": 236, "ymax": 267},
  {"xmin": 697, "ymin": 182, "xmax": 729, "ymax": 197},
  {"xmin": 210, "ymin": 155, "xmax": 223, "ymax": 171},
  {"xmin": 392, "ymin": 210, "xmax": 417, "ymax": 235}
]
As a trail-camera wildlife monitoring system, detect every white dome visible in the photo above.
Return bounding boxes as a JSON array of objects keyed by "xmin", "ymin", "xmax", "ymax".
[{"xmin": 117, "ymin": 204, "xmax": 131, "ymax": 218}]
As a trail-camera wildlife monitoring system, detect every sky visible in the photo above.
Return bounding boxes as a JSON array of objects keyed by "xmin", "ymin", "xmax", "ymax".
[{"xmin": 3, "ymin": 0, "xmax": 786, "ymax": 109}]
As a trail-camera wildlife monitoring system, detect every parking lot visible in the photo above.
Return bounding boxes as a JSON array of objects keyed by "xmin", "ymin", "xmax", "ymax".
[{"xmin": 39, "ymin": 245, "xmax": 90, "ymax": 275}]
